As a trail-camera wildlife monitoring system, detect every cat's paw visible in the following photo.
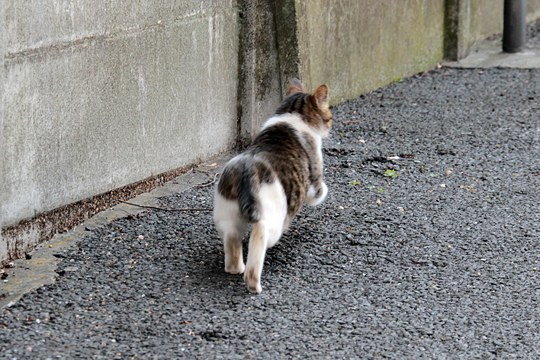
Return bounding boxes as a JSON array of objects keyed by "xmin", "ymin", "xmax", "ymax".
[
  {"xmin": 244, "ymin": 267, "xmax": 262, "ymax": 294},
  {"xmin": 306, "ymin": 182, "xmax": 328, "ymax": 206},
  {"xmin": 225, "ymin": 261, "xmax": 245, "ymax": 275}
]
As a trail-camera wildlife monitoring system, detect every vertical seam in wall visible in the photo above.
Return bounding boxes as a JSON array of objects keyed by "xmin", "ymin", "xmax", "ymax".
[
  {"xmin": 0, "ymin": 4, "xmax": 5, "ymax": 234},
  {"xmin": 271, "ymin": 1, "xmax": 284, "ymax": 99},
  {"xmin": 444, "ymin": 0, "xmax": 459, "ymax": 60},
  {"xmin": 235, "ymin": 0, "xmax": 247, "ymax": 148},
  {"xmin": 274, "ymin": 0, "xmax": 301, "ymax": 97},
  {"xmin": 296, "ymin": 1, "xmax": 312, "ymax": 89}
]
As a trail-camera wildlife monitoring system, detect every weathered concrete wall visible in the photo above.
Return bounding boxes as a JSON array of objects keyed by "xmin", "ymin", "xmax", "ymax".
[
  {"xmin": 470, "ymin": 0, "xmax": 504, "ymax": 42},
  {"xmin": 445, "ymin": 0, "xmax": 540, "ymax": 60},
  {"xmin": 236, "ymin": 0, "xmax": 282, "ymax": 145},
  {"xmin": 284, "ymin": 0, "xmax": 540, "ymax": 101},
  {"xmin": 445, "ymin": 0, "xmax": 503, "ymax": 60},
  {"xmin": 1, "ymin": 1, "xmax": 239, "ymax": 261},
  {"xmin": 470, "ymin": 0, "xmax": 540, "ymax": 39},
  {"xmin": 529, "ymin": 0, "xmax": 540, "ymax": 21},
  {"xmin": 0, "ymin": 4, "xmax": 6, "ymax": 262},
  {"xmin": 289, "ymin": 0, "xmax": 446, "ymax": 104}
]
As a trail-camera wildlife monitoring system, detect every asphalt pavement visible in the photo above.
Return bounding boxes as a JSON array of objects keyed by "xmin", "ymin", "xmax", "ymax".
[{"xmin": 1, "ymin": 32, "xmax": 540, "ymax": 359}]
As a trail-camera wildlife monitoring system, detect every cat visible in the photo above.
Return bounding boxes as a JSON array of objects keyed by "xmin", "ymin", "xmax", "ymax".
[{"xmin": 213, "ymin": 79, "xmax": 333, "ymax": 294}]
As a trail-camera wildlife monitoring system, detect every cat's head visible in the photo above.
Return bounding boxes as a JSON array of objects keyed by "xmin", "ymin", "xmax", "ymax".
[{"xmin": 276, "ymin": 79, "xmax": 333, "ymax": 138}]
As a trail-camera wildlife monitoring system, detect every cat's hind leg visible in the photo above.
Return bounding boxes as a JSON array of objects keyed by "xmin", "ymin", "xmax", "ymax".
[
  {"xmin": 244, "ymin": 222, "xmax": 267, "ymax": 293},
  {"xmin": 214, "ymin": 194, "xmax": 247, "ymax": 274},
  {"xmin": 223, "ymin": 227, "xmax": 247, "ymax": 275},
  {"xmin": 244, "ymin": 181, "xmax": 287, "ymax": 293}
]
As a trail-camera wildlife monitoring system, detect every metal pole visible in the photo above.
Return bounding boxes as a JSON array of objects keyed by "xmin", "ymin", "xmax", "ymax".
[{"xmin": 503, "ymin": 0, "xmax": 527, "ymax": 53}]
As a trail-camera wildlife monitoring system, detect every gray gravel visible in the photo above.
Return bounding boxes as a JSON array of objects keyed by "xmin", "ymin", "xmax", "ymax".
[{"xmin": 1, "ymin": 66, "xmax": 539, "ymax": 359}]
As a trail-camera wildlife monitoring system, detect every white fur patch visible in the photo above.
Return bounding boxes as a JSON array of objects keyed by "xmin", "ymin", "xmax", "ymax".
[
  {"xmin": 214, "ymin": 179, "xmax": 287, "ymax": 250},
  {"xmin": 213, "ymin": 190, "xmax": 244, "ymax": 237},
  {"xmin": 306, "ymin": 182, "xmax": 328, "ymax": 207},
  {"xmin": 257, "ymin": 180, "xmax": 288, "ymax": 248},
  {"xmin": 262, "ymin": 114, "xmax": 322, "ymax": 145}
]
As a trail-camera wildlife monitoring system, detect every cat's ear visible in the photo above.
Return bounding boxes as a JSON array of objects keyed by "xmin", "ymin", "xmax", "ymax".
[
  {"xmin": 287, "ymin": 78, "xmax": 304, "ymax": 96},
  {"xmin": 313, "ymin": 84, "xmax": 329, "ymax": 108}
]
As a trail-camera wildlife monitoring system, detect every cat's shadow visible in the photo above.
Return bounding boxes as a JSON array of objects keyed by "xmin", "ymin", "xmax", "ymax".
[{"xmin": 173, "ymin": 229, "xmax": 302, "ymax": 296}]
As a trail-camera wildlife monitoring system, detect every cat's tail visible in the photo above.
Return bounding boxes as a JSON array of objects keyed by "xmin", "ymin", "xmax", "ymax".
[
  {"xmin": 239, "ymin": 158, "xmax": 278, "ymax": 223},
  {"xmin": 218, "ymin": 156, "xmax": 276, "ymax": 223},
  {"xmin": 238, "ymin": 164, "xmax": 261, "ymax": 223}
]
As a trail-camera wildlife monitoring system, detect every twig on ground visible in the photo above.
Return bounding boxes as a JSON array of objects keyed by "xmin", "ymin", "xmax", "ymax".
[
  {"xmin": 197, "ymin": 173, "xmax": 220, "ymax": 188},
  {"xmin": 119, "ymin": 201, "xmax": 212, "ymax": 212},
  {"xmin": 117, "ymin": 172, "xmax": 219, "ymax": 212}
]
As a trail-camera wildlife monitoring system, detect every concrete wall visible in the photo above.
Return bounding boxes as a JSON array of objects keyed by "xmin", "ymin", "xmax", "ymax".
[
  {"xmin": 1, "ymin": 1, "xmax": 239, "ymax": 261},
  {"xmin": 294, "ymin": 0, "xmax": 446, "ymax": 104},
  {"xmin": 2, "ymin": 0, "xmax": 540, "ymax": 264},
  {"xmin": 469, "ymin": 0, "xmax": 504, "ymax": 44},
  {"xmin": 445, "ymin": 0, "xmax": 540, "ymax": 60},
  {"xmin": 0, "ymin": 4, "xmax": 6, "ymax": 263},
  {"xmin": 529, "ymin": 0, "xmax": 540, "ymax": 21},
  {"xmin": 445, "ymin": 0, "xmax": 504, "ymax": 60},
  {"xmin": 236, "ymin": 0, "xmax": 282, "ymax": 144}
]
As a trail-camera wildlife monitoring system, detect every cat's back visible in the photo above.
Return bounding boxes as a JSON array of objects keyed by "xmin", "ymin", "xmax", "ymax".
[
  {"xmin": 249, "ymin": 115, "xmax": 311, "ymax": 215},
  {"xmin": 251, "ymin": 115, "xmax": 309, "ymax": 173}
]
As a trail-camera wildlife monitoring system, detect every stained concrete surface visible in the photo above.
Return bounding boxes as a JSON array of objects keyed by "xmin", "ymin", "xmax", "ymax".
[
  {"xmin": 445, "ymin": 20, "xmax": 540, "ymax": 68},
  {"xmin": 294, "ymin": 0, "xmax": 446, "ymax": 104},
  {"xmin": 1, "ymin": 1, "xmax": 240, "ymax": 263},
  {"xmin": 445, "ymin": 40, "xmax": 540, "ymax": 68}
]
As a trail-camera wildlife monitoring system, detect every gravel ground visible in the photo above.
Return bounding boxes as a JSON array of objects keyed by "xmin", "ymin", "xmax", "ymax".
[{"xmin": 1, "ymin": 67, "xmax": 539, "ymax": 359}]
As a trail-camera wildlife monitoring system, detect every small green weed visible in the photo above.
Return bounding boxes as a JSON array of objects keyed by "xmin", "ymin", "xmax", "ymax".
[{"xmin": 384, "ymin": 169, "xmax": 398, "ymax": 179}]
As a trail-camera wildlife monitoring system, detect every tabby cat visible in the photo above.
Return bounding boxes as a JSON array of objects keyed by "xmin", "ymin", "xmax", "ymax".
[{"xmin": 213, "ymin": 79, "xmax": 333, "ymax": 293}]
